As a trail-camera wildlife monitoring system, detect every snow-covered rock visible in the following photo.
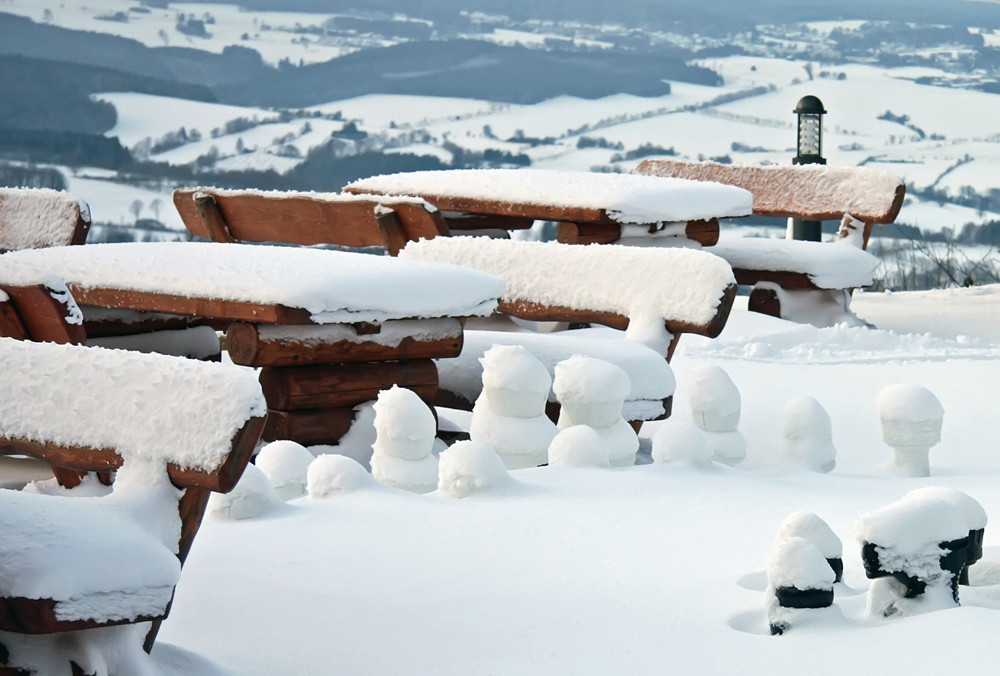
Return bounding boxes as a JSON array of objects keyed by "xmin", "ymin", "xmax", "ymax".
[
  {"xmin": 650, "ymin": 418, "xmax": 713, "ymax": 466},
  {"xmin": 782, "ymin": 396, "xmax": 836, "ymax": 472},
  {"xmin": 774, "ymin": 511, "xmax": 843, "ymax": 581}
]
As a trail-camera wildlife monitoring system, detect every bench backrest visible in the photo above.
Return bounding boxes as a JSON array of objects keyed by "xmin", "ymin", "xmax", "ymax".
[
  {"xmin": 173, "ymin": 188, "xmax": 449, "ymax": 255},
  {"xmin": 399, "ymin": 237, "xmax": 737, "ymax": 345},
  {"xmin": 0, "ymin": 188, "xmax": 91, "ymax": 252},
  {"xmin": 634, "ymin": 159, "xmax": 905, "ymax": 243}
]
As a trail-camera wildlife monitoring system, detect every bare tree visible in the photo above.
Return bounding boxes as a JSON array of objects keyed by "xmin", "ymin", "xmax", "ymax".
[{"xmin": 130, "ymin": 200, "xmax": 144, "ymax": 223}]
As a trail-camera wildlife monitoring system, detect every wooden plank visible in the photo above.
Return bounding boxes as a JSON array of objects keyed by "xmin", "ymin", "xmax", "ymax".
[
  {"xmin": 0, "ymin": 437, "xmax": 122, "ymax": 473},
  {"xmin": 0, "ymin": 298, "xmax": 28, "ymax": 339},
  {"xmin": 83, "ymin": 311, "xmax": 206, "ymax": 339},
  {"xmin": 166, "ymin": 413, "xmax": 267, "ymax": 493},
  {"xmin": 686, "ymin": 219, "xmax": 720, "ymax": 246},
  {"xmin": 731, "ymin": 268, "xmax": 819, "ymax": 291},
  {"xmin": 174, "ymin": 190, "xmax": 448, "ymax": 248},
  {"xmin": 747, "ymin": 285, "xmax": 782, "ymax": 318},
  {"xmin": 259, "ymin": 360, "xmax": 439, "ymax": 410},
  {"xmin": 193, "ymin": 193, "xmax": 235, "ymax": 243},
  {"xmin": 3, "ymin": 285, "xmax": 85, "ymax": 344},
  {"xmin": 67, "ymin": 285, "xmax": 314, "ymax": 325},
  {"xmin": 0, "ymin": 597, "xmax": 165, "ymax": 635},
  {"xmin": 376, "ymin": 209, "xmax": 409, "ymax": 256},
  {"xmin": 263, "ymin": 407, "xmax": 359, "ymax": 446},
  {"xmin": 440, "ymin": 213, "xmax": 535, "ymax": 231},
  {"xmin": 556, "ymin": 222, "xmax": 621, "ymax": 245}
]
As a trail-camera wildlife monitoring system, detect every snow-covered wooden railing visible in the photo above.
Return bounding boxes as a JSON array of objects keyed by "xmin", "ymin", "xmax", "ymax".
[
  {"xmin": 173, "ymin": 187, "xmax": 449, "ymax": 255},
  {"xmin": 0, "ymin": 188, "xmax": 91, "ymax": 252},
  {"xmin": 399, "ymin": 237, "xmax": 737, "ymax": 424},
  {"xmin": 0, "ymin": 337, "xmax": 266, "ymax": 661}
]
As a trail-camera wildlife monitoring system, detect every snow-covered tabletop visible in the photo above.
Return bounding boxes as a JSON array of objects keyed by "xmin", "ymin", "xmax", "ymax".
[
  {"xmin": 345, "ymin": 169, "xmax": 753, "ymax": 224},
  {"xmin": 0, "ymin": 242, "xmax": 505, "ymax": 324}
]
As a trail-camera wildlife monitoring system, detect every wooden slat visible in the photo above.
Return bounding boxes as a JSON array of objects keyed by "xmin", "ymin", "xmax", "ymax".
[
  {"xmin": 0, "ymin": 298, "xmax": 28, "ymax": 339},
  {"xmin": 166, "ymin": 413, "xmax": 267, "ymax": 493},
  {"xmin": 731, "ymin": 268, "xmax": 819, "ymax": 291},
  {"xmin": 376, "ymin": 209, "xmax": 409, "ymax": 256},
  {"xmin": 193, "ymin": 193, "xmax": 235, "ymax": 243},
  {"xmin": 440, "ymin": 214, "xmax": 536, "ymax": 231},
  {"xmin": 3, "ymin": 285, "xmax": 85, "ymax": 344},
  {"xmin": 226, "ymin": 321, "xmax": 463, "ymax": 367},
  {"xmin": 0, "ymin": 597, "xmax": 165, "ymax": 635},
  {"xmin": 174, "ymin": 189, "xmax": 448, "ymax": 247},
  {"xmin": 259, "ymin": 360, "xmax": 438, "ymax": 410},
  {"xmin": 747, "ymin": 285, "xmax": 782, "ymax": 318},
  {"xmin": 686, "ymin": 219, "xmax": 720, "ymax": 246},
  {"xmin": 67, "ymin": 285, "xmax": 313, "ymax": 325},
  {"xmin": 83, "ymin": 312, "xmax": 206, "ymax": 339},
  {"xmin": 557, "ymin": 219, "xmax": 719, "ymax": 246},
  {"xmin": 263, "ymin": 407, "xmax": 359, "ymax": 446}
]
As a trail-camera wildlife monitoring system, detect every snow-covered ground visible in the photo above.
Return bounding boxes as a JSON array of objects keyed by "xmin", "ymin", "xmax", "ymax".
[{"xmin": 90, "ymin": 284, "xmax": 997, "ymax": 675}]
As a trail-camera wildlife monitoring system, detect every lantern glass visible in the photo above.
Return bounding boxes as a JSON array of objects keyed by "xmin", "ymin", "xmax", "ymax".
[{"xmin": 797, "ymin": 114, "xmax": 822, "ymax": 157}]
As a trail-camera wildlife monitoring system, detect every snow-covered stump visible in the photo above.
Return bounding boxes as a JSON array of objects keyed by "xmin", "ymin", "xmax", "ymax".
[
  {"xmin": 858, "ymin": 493, "xmax": 971, "ymax": 618},
  {"xmin": 469, "ymin": 345, "xmax": 557, "ymax": 470},
  {"xmin": 650, "ymin": 418, "xmax": 713, "ymax": 466},
  {"xmin": 437, "ymin": 440, "xmax": 510, "ymax": 497},
  {"xmin": 774, "ymin": 512, "xmax": 844, "ymax": 583},
  {"xmin": 687, "ymin": 365, "xmax": 746, "ymax": 466},
  {"xmin": 370, "ymin": 386, "xmax": 439, "ymax": 494},
  {"xmin": 765, "ymin": 537, "xmax": 836, "ymax": 636},
  {"xmin": 552, "ymin": 355, "xmax": 639, "ymax": 468},
  {"xmin": 905, "ymin": 487, "xmax": 988, "ymax": 586},
  {"xmin": 782, "ymin": 396, "xmax": 836, "ymax": 473},
  {"xmin": 254, "ymin": 440, "xmax": 316, "ymax": 501},
  {"xmin": 548, "ymin": 425, "xmax": 612, "ymax": 468},
  {"xmin": 875, "ymin": 384, "xmax": 944, "ymax": 477}
]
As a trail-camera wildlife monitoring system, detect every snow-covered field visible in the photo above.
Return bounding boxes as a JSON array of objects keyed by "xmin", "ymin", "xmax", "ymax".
[{"xmin": 84, "ymin": 284, "xmax": 995, "ymax": 675}]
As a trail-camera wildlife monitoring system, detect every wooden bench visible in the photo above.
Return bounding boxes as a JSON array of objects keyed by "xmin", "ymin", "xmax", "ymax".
[
  {"xmin": 632, "ymin": 159, "xmax": 906, "ymax": 320},
  {"xmin": 0, "ymin": 337, "xmax": 266, "ymax": 672},
  {"xmin": 173, "ymin": 187, "xmax": 449, "ymax": 256},
  {"xmin": 399, "ymin": 237, "xmax": 737, "ymax": 425},
  {"xmin": 0, "ymin": 243, "xmax": 504, "ymax": 448},
  {"xmin": 0, "ymin": 188, "xmax": 90, "ymax": 253}
]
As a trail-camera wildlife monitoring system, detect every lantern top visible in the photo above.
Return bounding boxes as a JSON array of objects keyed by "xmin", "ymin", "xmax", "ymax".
[{"xmin": 794, "ymin": 95, "xmax": 826, "ymax": 115}]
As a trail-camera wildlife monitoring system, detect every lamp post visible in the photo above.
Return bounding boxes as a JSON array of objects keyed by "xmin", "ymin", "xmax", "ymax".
[{"xmin": 791, "ymin": 95, "xmax": 826, "ymax": 241}]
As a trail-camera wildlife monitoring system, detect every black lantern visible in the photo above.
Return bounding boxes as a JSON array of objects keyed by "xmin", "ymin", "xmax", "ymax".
[
  {"xmin": 790, "ymin": 95, "xmax": 826, "ymax": 241},
  {"xmin": 793, "ymin": 95, "xmax": 826, "ymax": 166}
]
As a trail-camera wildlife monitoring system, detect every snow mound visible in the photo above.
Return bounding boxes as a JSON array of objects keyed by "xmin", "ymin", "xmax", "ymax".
[
  {"xmin": 255, "ymin": 440, "xmax": 316, "ymax": 501},
  {"xmin": 207, "ymin": 464, "xmax": 283, "ymax": 521},
  {"xmin": 307, "ymin": 454, "xmax": 376, "ymax": 499},
  {"xmin": 548, "ymin": 426, "xmax": 612, "ymax": 468},
  {"xmin": 437, "ymin": 441, "xmax": 510, "ymax": 498}
]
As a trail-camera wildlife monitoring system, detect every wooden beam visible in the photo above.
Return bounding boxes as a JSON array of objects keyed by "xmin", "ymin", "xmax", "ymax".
[
  {"xmin": 83, "ymin": 312, "xmax": 205, "ymax": 339},
  {"xmin": 226, "ymin": 321, "xmax": 463, "ymax": 367},
  {"xmin": 0, "ymin": 297, "xmax": 28, "ymax": 339},
  {"xmin": 376, "ymin": 209, "xmax": 409, "ymax": 256},
  {"xmin": 556, "ymin": 222, "xmax": 622, "ymax": 245},
  {"xmin": 441, "ymin": 214, "xmax": 536, "ymax": 231},
  {"xmin": 731, "ymin": 268, "xmax": 819, "ymax": 290},
  {"xmin": 192, "ymin": 193, "xmax": 235, "ymax": 243},
  {"xmin": 3, "ymin": 285, "xmax": 85, "ymax": 344},
  {"xmin": 0, "ymin": 597, "xmax": 165, "ymax": 635},
  {"xmin": 259, "ymin": 360, "xmax": 439, "ymax": 410},
  {"xmin": 263, "ymin": 407, "xmax": 359, "ymax": 446}
]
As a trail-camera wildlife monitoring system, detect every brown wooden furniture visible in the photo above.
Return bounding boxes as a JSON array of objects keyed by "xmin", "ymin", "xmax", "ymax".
[
  {"xmin": 0, "ymin": 242, "xmax": 501, "ymax": 447},
  {"xmin": 632, "ymin": 159, "xmax": 907, "ymax": 318},
  {"xmin": 0, "ymin": 338, "xmax": 266, "ymax": 671},
  {"xmin": 0, "ymin": 188, "xmax": 90, "ymax": 253},
  {"xmin": 173, "ymin": 188, "xmax": 449, "ymax": 255}
]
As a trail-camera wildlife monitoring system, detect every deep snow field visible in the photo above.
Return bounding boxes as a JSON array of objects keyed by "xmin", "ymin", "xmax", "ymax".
[{"xmin": 129, "ymin": 284, "xmax": 1000, "ymax": 675}]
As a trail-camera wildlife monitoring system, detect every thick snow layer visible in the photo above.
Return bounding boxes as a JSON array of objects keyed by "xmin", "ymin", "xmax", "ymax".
[
  {"xmin": 708, "ymin": 236, "xmax": 878, "ymax": 289},
  {"xmin": 0, "ymin": 260, "xmax": 84, "ymax": 325},
  {"xmin": 347, "ymin": 169, "xmax": 752, "ymax": 224},
  {"xmin": 876, "ymin": 383, "xmax": 945, "ymax": 422},
  {"xmin": 479, "ymin": 345, "xmax": 552, "ymax": 419},
  {"xmin": 0, "ymin": 489, "xmax": 180, "ymax": 613},
  {"xmin": 307, "ymin": 455, "xmax": 376, "ymax": 499},
  {"xmin": 206, "ymin": 464, "xmax": 284, "ymax": 521},
  {"xmin": 437, "ymin": 441, "xmax": 511, "ymax": 498},
  {"xmin": 0, "ymin": 337, "xmax": 264, "ymax": 471},
  {"xmin": 254, "ymin": 441, "xmax": 316, "ymax": 501},
  {"xmin": 470, "ymin": 398, "xmax": 557, "ymax": 471},
  {"xmin": 190, "ymin": 186, "xmax": 435, "ymax": 210},
  {"xmin": 3, "ymin": 242, "xmax": 504, "ymax": 324},
  {"xmin": 0, "ymin": 188, "xmax": 87, "ymax": 250},
  {"xmin": 548, "ymin": 426, "xmax": 612, "ymax": 468},
  {"xmin": 905, "ymin": 487, "xmax": 988, "ymax": 531},
  {"xmin": 401, "ymin": 237, "xmax": 736, "ymax": 328},
  {"xmin": 767, "ymin": 537, "xmax": 836, "ymax": 591},
  {"xmin": 782, "ymin": 396, "xmax": 837, "ymax": 472},
  {"xmin": 553, "ymin": 355, "xmax": 631, "ymax": 406},
  {"xmin": 651, "ymin": 419, "xmax": 713, "ymax": 465},
  {"xmin": 688, "ymin": 365, "xmax": 741, "ymax": 433},
  {"xmin": 372, "ymin": 386, "xmax": 437, "ymax": 461},
  {"xmin": 439, "ymin": 328, "xmax": 674, "ymax": 420},
  {"xmin": 774, "ymin": 512, "xmax": 843, "ymax": 559},
  {"xmin": 857, "ymin": 494, "xmax": 969, "ymax": 554},
  {"xmin": 255, "ymin": 318, "xmax": 463, "ymax": 349}
]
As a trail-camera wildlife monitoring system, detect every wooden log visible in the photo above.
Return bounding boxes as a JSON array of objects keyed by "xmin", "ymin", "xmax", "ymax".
[
  {"xmin": 0, "ymin": 596, "xmax": 165, "ymax": 635},
  {"xmin": 376, "ymin": 209, "xmax": 409, "ymax": 256},
  {"xmin": 731, "ymin": 268, "xmax": 818, "ymax": 290},
  {"xmin": 193, "ymin": 193, "xmax": 235, "ymax": 243},
  {"xmin": 686, "ymin": 219, "xmax": 720, "ymax": 246},
  {"xmin": 259, "ymin": 360, "xmax": 438, "ymax": 410},
  {"xmin": 3, "ymin": 285, "xmax": 85, "ymax": 344},
  {"xmin": 440, "ymin": 213, "xmax": 535, "ymax": 231},
  {"xmin": 262, "ymin": 408, "xmax": 359, "ymax": 446},
  {"xmin": 556, "ymin": 222, "xmax": 621, "ymax": 245},
  {"xmin": 67, "ymin": 285, "xmax": 314, "ymax": 325},
  {"xmin": 225, "ymin": 319, "xmax": 463, "ymax": 367},
  {"xmin": 0, "ymin": 298, "xmax": 28, "ymax": 340},
  {"xmin": 82, "ymin": 307, "xmax": 206, "ymax": 338},
  {"xmin": 747, "ymin": 285, "xmax": 782, "ymax": 318}
]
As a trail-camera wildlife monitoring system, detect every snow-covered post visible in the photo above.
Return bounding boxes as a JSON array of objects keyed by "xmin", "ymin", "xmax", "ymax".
[
  {"xmin": 875, "ymin": 384, "xmax": 944, "ymax": 477},
  {"xmin": 905, "ymin": 487, "xmax": 988, "ymax": 586},
  {"xmin": 552, "ymin": 355, "xmax": 639, "ymax": 468},
  {"xmin": 774, "ymin": 512, "xmax": 843, "ymax": 582},
  {"xmin": 370, "ymin": 386, "xmax": 439, "ymax": 494},
  {"xmin": 765, "ymin": 537, "xmax": 836, "ymax": 635},
  {"xmin": 687, "ymin": 365, "xmax": 746, "ymax": 466},
  {"xmin": 857, "ymin": 493, "xmax": 970, "ymax": 617},
  {"xmin": 254, "ymin": 440, "xmax": 316, "ymax": 501},
  {"xmin": 437, "ymin": 440, "xmax": 510, "ymax": 498},
  {"xmin": 782, "ymin": 396, "xmax": 836, "ymax": 473},
  {"xmin": 469, "ymin": 345, "xmax": 557, "ymax": 469}
]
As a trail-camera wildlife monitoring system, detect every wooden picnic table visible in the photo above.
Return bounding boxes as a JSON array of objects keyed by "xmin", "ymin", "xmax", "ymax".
[
  {"xmin": 344, "ymin": 168, "xmax": 753, "ymax": 246},
  {"xmin": 1, "ymin": 242, "xmax": 504, "ymax": 446}
]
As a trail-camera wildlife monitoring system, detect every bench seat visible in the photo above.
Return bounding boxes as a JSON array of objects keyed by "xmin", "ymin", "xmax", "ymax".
[{"xmin": 709, "ymin": 236, "xmax": 878, "ymax": 290}]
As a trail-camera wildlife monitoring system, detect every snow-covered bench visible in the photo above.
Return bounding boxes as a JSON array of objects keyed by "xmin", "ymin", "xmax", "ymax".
[
  {"xmin": 399, "ymin": 237, "xmax": 737, "ymax": 424},
  {"xmin": 0, "ymin": 188, "xmax": 91, "ymax": 252},
  {"xmin": 173, "ymin": 187, "xmax": 449, "ymax": 255},
  {"xmin": 632, "ymin": 160, "xmax": 906, "ymax": 322},
  {"xmin": 0, "ymin": 337, "xmax": 266, "ymax": 667}
]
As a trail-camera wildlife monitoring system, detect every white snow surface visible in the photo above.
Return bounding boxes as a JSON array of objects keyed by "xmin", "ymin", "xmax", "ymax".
[
  {"xmin": 857, "ymin": 494, "xmax": 970, "ymax": 554},
  {"xmin": 905, "ymin": 487, "xmax": 988, "ymax": 531},
  {"xmin": 767, "ymin": 537, "xmax": 836, "ymax": 591},
  {"xmin": 306, "ymin": 454, "xmax": 376, "ymax": 498},
  {"xmin": 400, "ymin": 237, "xmax": 736, "ymax": 327},
  {"xmin": 547, "ymin": 426, "xmax": 612, "ymax": 469},
  {"xmin": 0, "ymin": 188, "xmax": 87, "ymax": 250},
  {"xmin": 708, "ymin": 236, "xmax": 878, "ymax": 289},
  {"xmin": 346, "ymin": 169, "xmax": 753, "ymax": 224},
  {"xmin": 2, "ymin": 242, "xmax": 504, "ymax": 324},
  {"xmin": 437, "ymin": 441, "xmax": 511, "ymax": 498},
  {"xmin": 553, "ymin": 354, "xmax": 631, "ymax": 406},
  {"xmin": 876, "ymin": 383, "xmax": 946, "ymax": 422},
  {"xmin": 0, "ymin": 337, "xmax": 263, "ymax": 471},
  {"xmin": 774, "ymin": 512, "xmax": 843, "ymax": 559},
  {"xmin": 206, "ymin": 464, "xmax": 283, "ymax": 522},
  {"xmin": 254, "ymin": 440, "xmax": 316, "ymax": 501}
]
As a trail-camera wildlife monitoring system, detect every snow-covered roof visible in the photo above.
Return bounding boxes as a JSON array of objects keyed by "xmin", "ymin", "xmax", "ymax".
[
  {"xmin": 2, "ymin": 242, "xmax": 505, "ymax": 324},
  {"xmin": 0, "ymin": 337, "xmax": 265, "ymax": 471},
  {"xmin": 346, "ymin": 169, "xmax": 753, "ymax": 224},
  {"xmin": 0, "ymin": 188, "xmax": 89, "ymax": 251},
  {"xmin": 399, "ymin": 237, "xmax": 736, "ymax": 328},
  {"xmin": 709, "ymin": 237, "xmax": 878, "ymax": 289}
]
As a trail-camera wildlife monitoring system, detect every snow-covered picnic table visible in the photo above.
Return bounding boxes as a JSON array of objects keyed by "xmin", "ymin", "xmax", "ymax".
[
  {"xmin": 1, "ymin": 242, "xmax": 505, "ymax": 446},
  {"xmin": 344, "ymin": 168, "xmax": 753, "ymax": 243}
]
